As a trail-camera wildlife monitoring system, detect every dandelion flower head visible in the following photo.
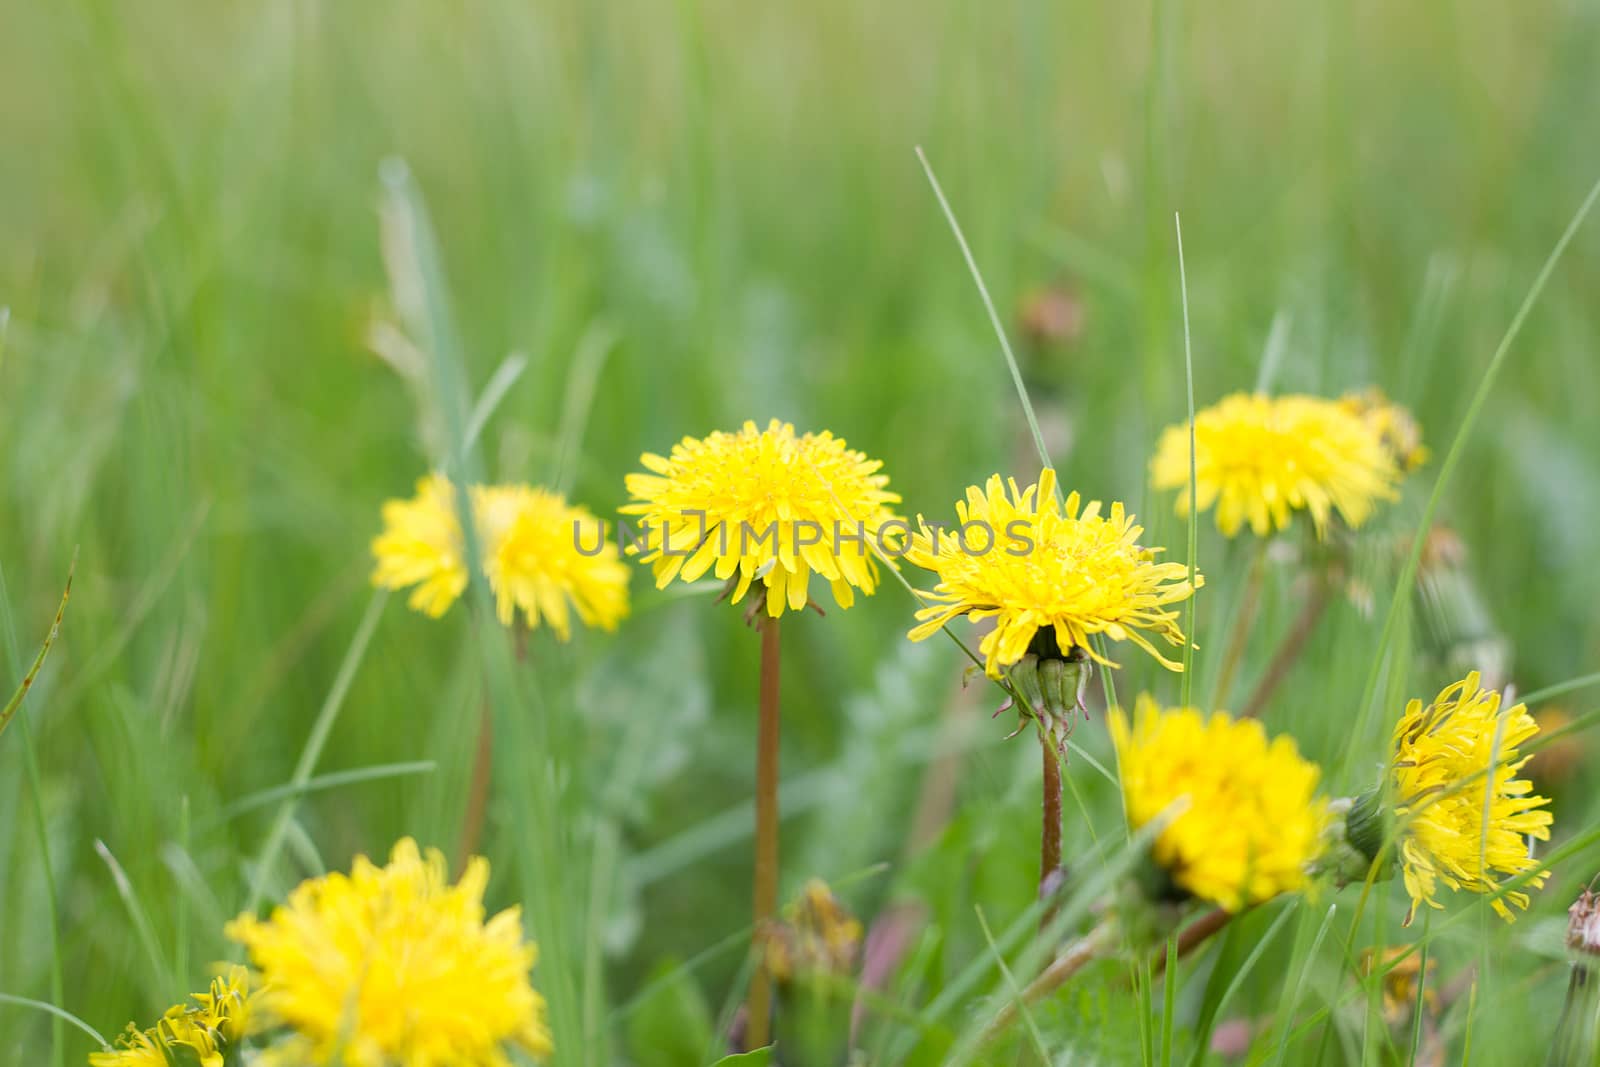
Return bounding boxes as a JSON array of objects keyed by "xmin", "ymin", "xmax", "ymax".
[
  {"xmin": 621, "ymin": 419, "xmax": 900, "ymax": 617},
  {"xmin": 372, "ymin": 475, "xmax": 630, "ymax": 636},
  {"xmin": 1110, "ymin": 698, "xmax": 1326, "ymax": 912},
  {"xmin": 1389, "ymin": 672, "xmax": 1552, "ymax": 924},
  {"xmin": 225, "ymin": 838, "xmax": 551, "ymax": 1067},
  {"xmin": 90, "ymin": 968, "xmax": 252, "ymax": 1067},
  {"xmin": 905, "ymin": 468, "xmax": 1199, "ymax": 677},
  {"xmin": 371, "ymin": 473, "xmax": 468, "ymax": 618},
  {"xmin": 1150, "ymin": 392, "xmax": 1400, "ymax": 537},
  {"xmin": 474, "ymin": 484, "xmax": 630, "ymax": 639}
]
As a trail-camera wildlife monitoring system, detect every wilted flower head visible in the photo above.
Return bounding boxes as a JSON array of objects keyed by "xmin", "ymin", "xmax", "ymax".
[
  {"xmin": 1340, "ymin": 388, "xmax": 1429, "ymax": 472},
  {"xmin": 621, "ymin": 419, "xmax": 900, "ymax": 617},
  {"xmin": 1110, "ymin": 698, "xmax": 1326, "ymax": 912},
  {"xmin": 906, "ymin": 468, "xmax": 1199, "ymax": 678},
  {"xmin": 90, "ymin": 968, "xmax": 252, "ymax": 1067},
  {"xmin": 371, "ymin": 474, "xmax": 630, "ymax": 636},
  {"xmin": 760, "ymin": 879, "xmax": 863, "ymax": 984},
  {"xmin": 1150, "ymin": 392, "xmax": 1400, "ymax": 538},
  {"xmin": 1352, "ymin": 672, "xmax": 1553, "ymax": 924},
  {"xmin": 226, "ymin": 838, "xmax": 550, "ymax": 1067}
]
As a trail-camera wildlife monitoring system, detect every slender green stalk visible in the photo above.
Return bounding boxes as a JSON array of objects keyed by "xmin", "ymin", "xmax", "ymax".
[
  {"xmin": 915, "ymin": 146, "xmax": 1056, "ymax": 488},
  {"xmin": 746, "ymin": 615, "xmax": 782, "ymax": 1050},
  {"xmin": 244, "ymin": 591, "xmax": 387, "ymax": 916},
  {"xmin": 0, "ymin": 558, "xmax": 72, "ymax": 1067},
  {"xmin": 1343, "ymin": 173, "xmax": 1600, "ymax": 782},
  {"xmin": 1174, "ymin": 213, "xmax": 1199, "ymax": 708}
]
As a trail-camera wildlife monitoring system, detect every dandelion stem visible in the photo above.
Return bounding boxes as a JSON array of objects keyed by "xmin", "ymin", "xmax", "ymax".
[
  {"xmin": 1241, "ymin": 570, "xmax": 1331, "ymax": 719},
  {"xmin": 458, "ymin": 626, "xmax": 526, "ymax": 868},
  {"xmin": 457, "ymin": 702, "xmax": 494, "ymax": 869},
  {"xmin": 1040, "ymin": 731, "xmax": 1063, "ymax": 926},
  {"xmin": 747, "ymin": 614, "xmax": 782, "ymax": 1050},
  {"xmin": 1211, "ymin": 541, "xmax": 1268, "ymax": 708}
]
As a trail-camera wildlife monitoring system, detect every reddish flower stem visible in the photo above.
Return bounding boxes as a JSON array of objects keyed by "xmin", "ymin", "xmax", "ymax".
[{"xmin": 746, "ymin": 615, "xmax": 782, "ymax": 1050}]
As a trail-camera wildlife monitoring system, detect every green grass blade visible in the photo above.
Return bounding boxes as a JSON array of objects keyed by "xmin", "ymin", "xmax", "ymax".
[
  {"xmin": 243, "ymin": 591, "xmax": 387, "ymax": 916},
  {"xmin": 915, "ymin": 145, "xmax": 1056, "ymax": 484},
  {"xmin": 94, "ymin": 839, "xmax": 177, "ymax": 995},
  {"xmin": 1173, "ymin": 212, "xmax": 1199, "ymax": 707},
  {"xmin": 0, "ymin": 556, "xmax": 74, "ymax": 742},
  {"xmin": 0, "ymin": 994, "xmax": 109, "ymax": 1051},
  {"xmin": 208, "ymin": 761, "xmax": 436, "ymax": 826},
  {"xmin": 1, "ymin": 556, "xmax": 74, "ymax": 1067},
  {"xmin": 1342, "ymin": 173, "xmax": 1600, "ymax": 784}
]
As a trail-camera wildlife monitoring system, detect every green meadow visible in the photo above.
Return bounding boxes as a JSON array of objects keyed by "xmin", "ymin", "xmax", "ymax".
[{"xmin": 2, "ymin": 2, "xmax": 1599, "ymax": 1064}]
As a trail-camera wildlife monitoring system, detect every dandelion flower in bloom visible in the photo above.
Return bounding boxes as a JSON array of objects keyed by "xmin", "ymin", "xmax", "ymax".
[
  {"xmin": 1150, "ymin": 392, "xmax": 1400, "ymax": 538},
  {"xmin": 621, "ymin": 419, "xmax": 900, "ymax": 617},
  {"xmin": 1378, "ymin": 672, "xmax": 1552, "ymax": 924},
  {"xmin": 371, "ymin": 473, "xmax": 469, "ymax": 618},
  {"xmin": 90, "ymin": 968, "xmax": 252, "ymax": 1067},
  {"xmin": 372, "ymin": 475, "xmax": 630, "ymax": 636},
  {"xmin": 226, "ymin": 838, "xmax": 551, "ymax": 1067},
  {"xmin": 1110, "ymin": 697, "xmax": 1326, "ymax": 912},
  {"xmin": 475, "ymin": 484, "xmax": 630, "ymax": 639},
  {"xmin": 905, "ymin": 468, "xmax": 1199, "ymax": 678}
]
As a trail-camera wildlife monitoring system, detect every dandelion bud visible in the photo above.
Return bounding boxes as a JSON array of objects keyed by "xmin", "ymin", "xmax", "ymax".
[
  {"xmin": 761, "ymin": 881, "xmax": 863, "ymax": 1066},
  {"xmin": 761, "ymin": 879, "xmax": 863, "ymax": 985},
  {"xmin": 1343, "ymin": 787, "xmax": 1394, "ymax": 877}
]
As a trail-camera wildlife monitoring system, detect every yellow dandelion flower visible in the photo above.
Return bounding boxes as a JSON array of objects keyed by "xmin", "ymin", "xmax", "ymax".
[
  {"xmin": 1386, "ymin": 672, "xmax": 1552, "ymax": 924},
  {"xmin": 371, "ymin": 473, "xmax": 469, "ymax": 617},
  {"xmin": 1150, "ymin": 392, "xmax": 1400, "ymax": 538},
  {"xmin": 1339, "ymin": 387, "xmax": 1429, "ymax": 472},
  {"xmin": 373, "ymin": 476, "xmax": 630, "ymax": 636},
  {"xmin": 621, "ymin": 419, "xmax": 900, "ymax": 617},
  {"xmin": 90, "ymin": 967, "xmax": 252, "ymax": 1067},
  {"xmin": 225, "ymin": 838, "xmax": 551, "ymax": 1067},
  {"xmin": 905, "ymin": 468, "xmax": 1199, "ymax": 678},
  {"xmin": 1110, "ymin": 698, "xmax": 1326, "ymax": 912},
  {"xmin": 476, "ymin": 484, "xmax": 631, "ymax": 640}
]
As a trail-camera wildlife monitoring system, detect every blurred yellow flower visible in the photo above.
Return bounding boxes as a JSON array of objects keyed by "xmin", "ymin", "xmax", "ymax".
[
  {"xmin": 1110, "ymin": 698, "xmax": 1326, "ymax": 912},
  {"xmin": 1339, "ymin": 387, "xmax": 1429, "ymax": 472},
  {"xmin": 226, "ymin": 838, "xmax": 551, "ymax": 1067},
  {"xmin": 371, "ymin": 473, "xmax": 468, "ymax": 617},
  {"xmin": 1388, "ymin": 672, "xmax": 1552, "ymax": 924},
  {"xmin": 1150, "ymin": 392, "xmax": 1399, "ymax": 537},
  {"xmin": 621, "ymin": 419, "xmax": 900, "ymax": 617},
  {"xmin": 476, "ymin": 484, "xmax": 630, "ymax": 639},
  {"xmin": 372, "ymin": 475, "xmax": 630, "ymax": 637},
  {"xmin": 905, "ymin": 468, "xmax": 1198, "ymax": 677},
  {"xmin": 90, "ymin": 967, "xmax": 252, "ymax": 1067}
]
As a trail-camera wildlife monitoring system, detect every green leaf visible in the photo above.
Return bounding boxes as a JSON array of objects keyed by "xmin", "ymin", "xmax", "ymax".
[
  {"xmin": 709, "ymin": 1049, "xmax": 773, "ymax": 1067},
  {"xmin": 626, "ymin": 959, "xmax": 716, "ymax": 1067}
]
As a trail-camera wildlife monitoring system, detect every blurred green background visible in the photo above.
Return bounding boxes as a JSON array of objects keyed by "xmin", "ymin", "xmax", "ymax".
[{"xmin": 2, "ymin": 2, "xmax": 1599, "ymax": 1064}]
